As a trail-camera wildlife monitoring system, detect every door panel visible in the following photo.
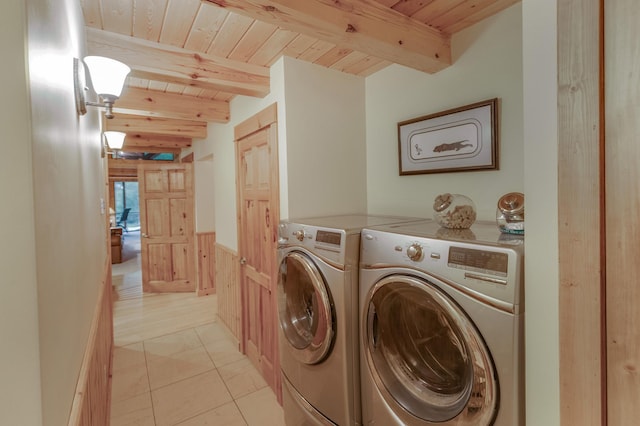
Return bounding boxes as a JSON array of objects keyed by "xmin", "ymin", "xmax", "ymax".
[
  {"xmin": 148, "ymin": 244, "xmax": 171, "ymax": 282},
  {"xmin": 170, "ymin": 199, "xmax": 188, "ymax": 236},
  {"xmin": 235, "ymin": 103, "xmax": 281, "ymax": 398},
  {"xmin": 139, "ymin": 163, "xmax": 195, "ymax": 293}
]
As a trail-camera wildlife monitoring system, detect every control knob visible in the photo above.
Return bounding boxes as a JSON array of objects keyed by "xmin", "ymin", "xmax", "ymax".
[
  {"xmin": 293, "ymin": 230, "xmax": 305, "ymax": 241},
  {"xmin": 406, "ymin": 243, "xmax": 423, "ymax": 261}
]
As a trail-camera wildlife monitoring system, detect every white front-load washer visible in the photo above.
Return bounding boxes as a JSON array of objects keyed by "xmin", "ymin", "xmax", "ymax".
[
  {"xmin": 277, "ymin": 214, "xmax": 423, "ymax": 426},
  {"xmin": 359, "ymin": 220, "xmax": 524, "ymax": 426}
]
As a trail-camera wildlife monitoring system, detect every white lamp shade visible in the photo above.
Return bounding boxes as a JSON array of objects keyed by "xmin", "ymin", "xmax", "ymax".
[
  {"xmin": 83, "ymin": 56, "xmax": 130, "ymax": 98},
  {"xmin": 104, "ymin": 131, "xmax": 126, "ymax": 149}
]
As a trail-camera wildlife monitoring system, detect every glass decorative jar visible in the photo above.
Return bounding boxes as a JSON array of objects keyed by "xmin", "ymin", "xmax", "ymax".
[
  {"xmin": 433, "ymin": 193, "xmax": 477, "ymax": 229},
  {"xmin": 496, "ymin": 192, "xmax": 524, "ymax": 234}
]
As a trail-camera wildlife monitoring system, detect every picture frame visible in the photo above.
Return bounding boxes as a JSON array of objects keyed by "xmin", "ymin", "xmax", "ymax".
[{"xmin": 398, "ymin": 98, "xmax": 499, "ymax": 175}]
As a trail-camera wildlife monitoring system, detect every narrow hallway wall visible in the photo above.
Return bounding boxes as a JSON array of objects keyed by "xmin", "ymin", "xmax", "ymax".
[
  {"xmin": 0, "ymin": 1, "xmax": 42, "ymax": 424},
  {"xmin": 25, "ymin": 0, "xmax": 108, "ymax": 424}
]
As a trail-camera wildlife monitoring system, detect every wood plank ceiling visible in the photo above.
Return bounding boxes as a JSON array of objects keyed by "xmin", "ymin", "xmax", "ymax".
[{"xmin": 80, "ymin": 0, "xmax": 519, "ymax": 163}]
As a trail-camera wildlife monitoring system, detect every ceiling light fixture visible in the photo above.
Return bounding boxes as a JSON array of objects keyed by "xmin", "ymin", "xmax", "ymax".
[{"xmin": 74, "ymin": 56, "xmax": 131, "ymax": 119}]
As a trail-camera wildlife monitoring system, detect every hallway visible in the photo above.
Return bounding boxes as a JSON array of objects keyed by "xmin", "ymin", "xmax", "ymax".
[{"xmin": 109, "ymin": 234, "xmax": 285, "ymax": 426}]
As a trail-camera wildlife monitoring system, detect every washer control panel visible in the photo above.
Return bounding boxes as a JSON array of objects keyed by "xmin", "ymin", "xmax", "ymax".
[
  {"xmin": 360, "ymin": 227, "xmax": 524, "ymax": 308},
  {"xmin": 406, "ymin": 243, "xmax": 423, "ymax": 261}
]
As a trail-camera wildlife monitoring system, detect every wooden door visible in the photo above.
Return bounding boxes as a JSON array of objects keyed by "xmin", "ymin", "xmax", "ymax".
[
  {"xmin": 138, "ymin": 163, "xmax": 196, "ymax": 293},
  {"xmin": 235, "ymin": 103, "xmax": 280, "ymax": 397}
]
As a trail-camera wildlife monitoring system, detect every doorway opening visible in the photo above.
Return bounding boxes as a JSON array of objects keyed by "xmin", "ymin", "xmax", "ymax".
[
  {"xmin": 111, "ymin": 180, "xmax": 142, "ymax": 300},
  {"xmin": 113, "ymin": 181, "xmax": 140, "ymax": 232}
]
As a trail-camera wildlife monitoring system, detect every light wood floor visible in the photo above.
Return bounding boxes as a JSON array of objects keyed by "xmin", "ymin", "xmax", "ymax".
[{"xmin": 110, "ymin": 233, "xmax": 285, "ymax": 426}]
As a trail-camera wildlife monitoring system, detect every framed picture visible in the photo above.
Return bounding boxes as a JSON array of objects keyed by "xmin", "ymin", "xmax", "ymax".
[{"xmin": 398, "ymin": 98, "xmax": 499, "ymax": 175}]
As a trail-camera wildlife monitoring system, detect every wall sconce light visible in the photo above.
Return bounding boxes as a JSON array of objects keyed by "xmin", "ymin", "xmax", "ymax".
[
  {"xmin": 104, "ymin": 131, "xmax": 126, "ymax": 150},
  {"xmin": 74, "ymin": 56, "xmax": 131, "ymax": 119},
  {"xmin": 102, "ymin": 131, "xmax": 126, "ymax": 158}
]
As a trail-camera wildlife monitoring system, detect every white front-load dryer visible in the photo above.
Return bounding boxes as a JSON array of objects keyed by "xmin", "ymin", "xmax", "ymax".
[
  {"xmin": 277, "ymin": 215, "xmax": 423, "ymax": 426},
  {"xmin": 359, "ymin": 221, "xmax": 524, "ymax": 426}
]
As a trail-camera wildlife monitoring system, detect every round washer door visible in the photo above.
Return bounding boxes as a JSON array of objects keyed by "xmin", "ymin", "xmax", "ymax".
[
  {"xmin": 278, "ymin": 251, "xmax": 334, "ymax": 365},
  {"xmin": 364, "ymin": 275, "xmax": 498, "ymax": 425}
]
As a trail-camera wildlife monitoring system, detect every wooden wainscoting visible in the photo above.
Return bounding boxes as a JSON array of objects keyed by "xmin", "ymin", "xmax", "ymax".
[
  {"xmin": 197, "ymin": 232, "xmax": 216, "ymax": 296},
  {"xmin": 215, "ymin": 243, "xmax": 241, "ymax": 339},
  {"xmin": 68, "ymin": 259, "xmax": 114, "ymax": 426}
]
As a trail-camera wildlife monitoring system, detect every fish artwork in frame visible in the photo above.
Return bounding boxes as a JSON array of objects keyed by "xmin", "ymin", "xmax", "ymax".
[{"xmin": 398, "ymin": 98, "xmax": 499, "ymax": 175}]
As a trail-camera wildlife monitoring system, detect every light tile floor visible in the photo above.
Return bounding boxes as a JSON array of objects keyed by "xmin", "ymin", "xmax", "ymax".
[{"xmin": 110, "ymin": 238, "xmax": 285, "ymax": 426}]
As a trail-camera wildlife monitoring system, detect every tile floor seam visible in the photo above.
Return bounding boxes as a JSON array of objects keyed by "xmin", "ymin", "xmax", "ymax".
[
  {"xmin": 233, "ymin": 398, "xmax": 251, "ymax": 426},
  {"xmin": 123, "ymin": 320, "xmax": 217, "ymax": 347},
  {"xmin": 194, "ymin": 324, "xmax": 220, "ymax": 370},
  {"xmin": 144, "ymin": 354, "xmax": 218, "ymax": 392},
  {"xmin": 111, "ymin": 245, "xmax": 284, "ymax": 426},
  {"xmin": 142, "ymin": 340, "xmax": 158, "ymax": 426}
]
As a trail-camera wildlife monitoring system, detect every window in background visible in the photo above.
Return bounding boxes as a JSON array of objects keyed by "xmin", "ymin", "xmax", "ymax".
[{"xmin": 114, "ymin": 181, "xmax": 140, "ymax": 230}]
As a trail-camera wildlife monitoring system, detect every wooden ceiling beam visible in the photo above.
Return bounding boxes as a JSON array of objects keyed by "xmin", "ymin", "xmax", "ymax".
[
  {"xmin": 121, "ymin": 133, "xmax": 193, "ymax": 149},
  {"xmin": 86, "ymin": 27, "xmax": 270, "ymax": 97},
  {"xmin": 117, "ymin": 146, "xmax": 182, "ymax": 156},
  {"xmin": 201, "ymin": 0, "xmax": 451, "ymax": 74},
  {"xmin": 115, "ymin": 87, "xmax": 230, "ymax": 123},
  {"xmin": 104, "ymin": 113, "xmax": 208, "ymax": 139}
]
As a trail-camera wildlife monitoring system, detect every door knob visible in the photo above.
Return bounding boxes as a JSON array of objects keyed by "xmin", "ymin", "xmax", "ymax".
[
  {"xmin": 239, "ymin": 257, "xmax": 247, "ymax": 265},
  {"xmin": 141, "ymin": 233, "xmax": 149, "ymax": 238}
]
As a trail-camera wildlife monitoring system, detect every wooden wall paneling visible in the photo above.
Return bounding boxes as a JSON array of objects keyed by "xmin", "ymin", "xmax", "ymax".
[
  {"xmin": 215, "ymin": 243, "xmax": 241, "ymax": 339},
  {"xmin": 604, "ymin": 0, "xmax": 640, "ymax": 423},
  {"xmin": 197, "ymin": 232, "xmax": 217, "ymax": 296},
  {"xmin": 67, "ymin": 259, "xmax": 113, "ymax": 426},
  {"xmin": 557, "ymin": 0, "xmax": 604, "ymax": 424}
]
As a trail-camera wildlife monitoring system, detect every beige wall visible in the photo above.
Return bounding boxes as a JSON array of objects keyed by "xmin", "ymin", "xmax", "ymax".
[
  {"xmin": 194, "ymin": 156, "xmax": 215, "ymax": 232},
  {"xmin": 281, "ymin": 57, "xmax": 367, "ymax": 219},
  {"xmin": 366, "ymin": 3, "xmax": 562, "ymax": 425},
  {"xmin": 189, "ymin": 4, "xmax": 562, "ymax": 424},
  {"xmin": 523, "ymin": 0, "xmax": 560, "ymax": 424},
  {"xmin": 0, "ymin": 2, "xmax": 42, "ymax": 425},
  {"xmin": 365, "ymin": 4, "xmax": 523, "ymax": 221},
  {"xmin": 23, "ymin": 0, "xmax": 107, "ymax": 425},
  {"xmin": 191, "ymin": 56, "xmax": 367, "ymax": 250},
  {"xmin": 187, "ymin": 58, "xmax": 286, "ymax": 250}
]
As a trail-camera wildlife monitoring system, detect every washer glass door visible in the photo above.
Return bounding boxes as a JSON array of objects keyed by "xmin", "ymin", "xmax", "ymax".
[
  {"xmin": 364, "ymin": 275, "xmax": 497, "ymax": 425},
  {"xmin": 278, "ymin": 251, "xmax": 334, "ymax": 365}
]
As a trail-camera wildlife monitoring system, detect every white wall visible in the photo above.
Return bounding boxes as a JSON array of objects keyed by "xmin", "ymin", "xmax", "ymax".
[
  {"xmin": 188, "ymin": 5, "xmax": 561, "ymax": 424},
  {"xmin": 365, "ymin": 4, "xmax": 523, "ymax": 220},
  {"xmin": 190, "ymin": 56, "xmax": 367, "ymax": 249},
  {"xmin": 522, "ymin": 0, "xmax": 560, "ymax": 424},
  {"xmin": 281, "ymin": 57, "xmax": 367, "ymax": 219},
  {"xmin": 194, "ymin": 155, "xmax": 215, "ymax": 232},
  {"xmin": 24, "ymin": 0, "xmax": 107, "ymax": 424},
  {"xmin": 187, "ymin": 58, "xmax": 287, "ymax": 250},
  {"xmin": 0, "ymin": 2, "xmax": 42, "ymax": 425}
]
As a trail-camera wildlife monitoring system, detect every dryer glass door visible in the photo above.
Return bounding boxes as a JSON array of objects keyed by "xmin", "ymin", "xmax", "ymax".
[
  {"xmin": 364, "ymin": 275, "xmax": 497, "ymax": 425},
  {"xmin": 278, "ymin": 251, "xmax": 334, "ymax": 365}
]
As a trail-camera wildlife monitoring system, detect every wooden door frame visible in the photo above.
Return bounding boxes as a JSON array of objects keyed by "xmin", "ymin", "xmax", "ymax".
[
  {"xmin": 234, "ymin": 103, "xmax": 281, "ymax": 391},
  {"xmin": 557, "ymin": 0, "xmax": 606, "ymax": 423}
]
